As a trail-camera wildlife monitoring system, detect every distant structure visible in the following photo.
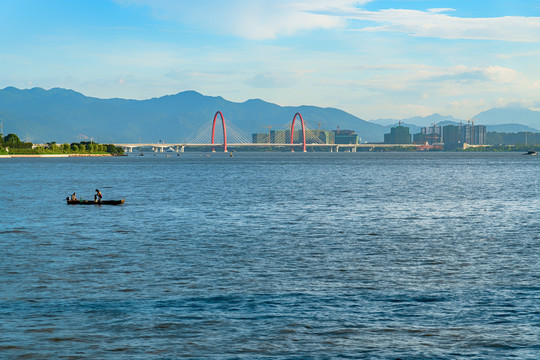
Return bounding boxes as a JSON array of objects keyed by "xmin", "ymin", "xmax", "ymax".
[
  {"xmin": 461, "ymin": 121, "xmax": 486, "ymax": 145},
  {"xmin": 384, "ymin": 124, "xmax": 411, "ymax": 144},
  {"xmin": 251, "ymin": 128, "xmax": 359, "ymax": 145},
  {"xmin": 413, "ymin": 121, "xmax": 487, "ymax": 149},
  {"xmin": 314, "ymin": 130, "xmax": 336, "ymax": 144},
  {"xmin": 335, "ymin": 129, "xmax": 360, "ymax": 145},
  {"xmin": 442, "ymin": 125, "xmax": 461, "ymax": 150},
  {"xmin": 413, "ymin": 124, "xmax": 443, "ymax": 145},
  {"xmin": 252, "ymin": 129, "xmax": 305, "ymax": 144}
]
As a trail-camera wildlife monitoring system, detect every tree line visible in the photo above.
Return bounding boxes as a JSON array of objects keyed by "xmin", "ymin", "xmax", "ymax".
[
  {"xmin": 0, "ymin": 133, "xmax": 124, "ymax": 155},
  {"xmin": 486, "ymin": 131, "xmax": 540, "ymax": 146}
]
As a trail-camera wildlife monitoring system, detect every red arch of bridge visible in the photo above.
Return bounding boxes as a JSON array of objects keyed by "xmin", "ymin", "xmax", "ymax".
[
  {"xmin": 211, "ymin": 111, "xmax": 228, "ymax": 152},
  {"xmin": 290, "ymin": 112, "xmax": 306, "ymax": 152}
]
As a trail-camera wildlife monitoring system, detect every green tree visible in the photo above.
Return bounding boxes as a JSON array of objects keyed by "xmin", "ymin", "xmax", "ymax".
[
  {"xmin": 49, "ymin": 143, "xmax": 59, "ymax": 152},
  {"xmin": 3, "ymin": 133, "xmax": 21, "ymax": 145}
]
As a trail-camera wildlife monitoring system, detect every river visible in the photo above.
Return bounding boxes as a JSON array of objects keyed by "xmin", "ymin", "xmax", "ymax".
[{"xmin": 1, "ymin": 152, "xmax": 539, "ymax": 359}]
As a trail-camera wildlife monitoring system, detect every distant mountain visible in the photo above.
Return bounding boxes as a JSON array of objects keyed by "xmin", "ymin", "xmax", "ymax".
[
  {"xmin": 0, "ymin": 87, "xmax": 386, "ymax": 143},
  {"xmin": 473, "ymin": 106, "xmax": 540, "ymax": 129},
  {"xmin": 2, "ymin": 87, "xmax": 539, "ymax": 143},
  {"xmin": 371, "ymin": 113, "xmax": 463, "ymax": 127},
  {"xmin": 486, "ymin": 124, "xmax": 540, "ymax": 133},
  {"xmin": 371, "ymin": 109, "xmax": 540, "ymax": 133}
]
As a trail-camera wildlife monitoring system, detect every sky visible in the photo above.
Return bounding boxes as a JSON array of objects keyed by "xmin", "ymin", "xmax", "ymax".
[{"xmin": 1, "ymin": 0, "xmax": 540, "ymax": 120}]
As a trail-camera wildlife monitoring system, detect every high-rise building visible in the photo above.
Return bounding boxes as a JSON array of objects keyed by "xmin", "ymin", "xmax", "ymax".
[
  {"xmin": 442, "ymin": 125, "xmax": 461, "ymax": 149},
  {"xmin": 442, "ymin": 123, "xmax": 486, "ymax": 149},
  {"xmin": 420, "ymin": 125, "xmax": 443, "ymax": 144},
  {"xmin": 473, "ymin": 125, "xmax": 486, "ymax": 145},
  {"xmin": 413, "ymin": 132, "xmax": 427, "ymax": 143},
  {"xmin": 334, "ymin": 129, "xmax": 359, "ymax": 144},
  {"xmin": 460, "ymin": 124, "xmax": 486, "ymax": 145},
  {"xmin": 384, "ymin": 125, "xmax": 411, "ymax": 144},
  {"xmin": 252, "ymin": 133, "xmax": 269, "ymax": 143}
]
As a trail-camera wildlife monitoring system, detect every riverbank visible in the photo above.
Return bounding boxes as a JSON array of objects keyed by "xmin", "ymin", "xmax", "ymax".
[{"xmin": 2, "ymin": 154, "xmax": 116, "ymax": 158}]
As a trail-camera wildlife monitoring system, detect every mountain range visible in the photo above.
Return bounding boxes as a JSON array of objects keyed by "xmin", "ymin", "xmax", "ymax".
[
  {"xmin": 0, "ymin": 87, "xmax": 539, "ymax": 143},
  {"xmin": 371, "ymin": 112, "xmax": 540, "ymax": 135}
]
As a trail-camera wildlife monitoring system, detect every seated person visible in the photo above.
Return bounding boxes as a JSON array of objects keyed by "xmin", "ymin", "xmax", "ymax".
[{"xmin": 71, "ymin": 193, "xmax": 78, "ymax": 201}]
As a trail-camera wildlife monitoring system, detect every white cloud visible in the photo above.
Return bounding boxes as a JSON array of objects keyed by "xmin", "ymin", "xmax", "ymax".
[
  {"xmin": 345, "ymin": 8, "xmax": 540, "ymax": 42},
  {"xmin": 114, "ymin": 0, "xmax": 371, "ymax": 39},
  {"xmin": 427, "ymin": 8, "xmax": 456, "ymax": 14},
  {"xmin": 113, "ymin": 1, "xmax": 540, "ymax": 42}
]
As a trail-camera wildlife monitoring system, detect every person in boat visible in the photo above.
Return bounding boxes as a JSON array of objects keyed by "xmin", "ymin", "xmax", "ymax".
[
  {"xmin": 94, "ymin": 189, "xmax": 102, "ymax": 203},
  {"xmin": 70, "ymin": 193, "xmax": 78, "ymax": 201}
]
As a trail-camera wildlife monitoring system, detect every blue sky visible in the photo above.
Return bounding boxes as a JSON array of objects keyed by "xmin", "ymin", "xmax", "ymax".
[{"xmin": 1, "ymin": 0, "xmax": 539, "ymax": 119}]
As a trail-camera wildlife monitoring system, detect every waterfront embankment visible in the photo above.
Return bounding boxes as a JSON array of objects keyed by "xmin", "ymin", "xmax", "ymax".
[{"xmin": 2, "ymin": 154, "xmax": 115, "ymax": 158}]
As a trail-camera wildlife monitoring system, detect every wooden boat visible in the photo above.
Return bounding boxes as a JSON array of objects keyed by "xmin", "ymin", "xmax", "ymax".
[{"xmin": 66, "ymin": 198, "xmax": 125, "ymax": 205}]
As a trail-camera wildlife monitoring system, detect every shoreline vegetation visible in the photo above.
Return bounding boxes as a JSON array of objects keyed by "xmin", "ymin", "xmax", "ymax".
[
  {"xmin": 0, "ymin": 133, "xmax": 125, "ymax": 157},
  {"xmin": 1, "ymin": 154, "xmax": 116, "ymax": 158}
]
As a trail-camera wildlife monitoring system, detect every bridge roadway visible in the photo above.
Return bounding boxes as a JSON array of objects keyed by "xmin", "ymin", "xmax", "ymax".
[{"xmin": 115, "ymin": 143, "xmax": 421, "ymax": 152}]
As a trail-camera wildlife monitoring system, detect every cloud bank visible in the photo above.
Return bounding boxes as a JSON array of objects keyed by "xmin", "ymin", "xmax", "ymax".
[
  {"xmin": 342, "ymin": 8, "xmax": 540, "ymax": 42},
  {"xmin": 115, "ymin": 0, "xmax": 370, "ymax": 39},
  {"xmin": 116, "ymin": 1, "xmax": 540, "ymax": 42}
]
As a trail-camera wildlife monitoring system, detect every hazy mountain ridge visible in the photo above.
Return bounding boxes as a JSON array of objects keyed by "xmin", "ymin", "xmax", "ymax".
[
  {"xmin": 1, "ymin": 87, "xmax": 539, "ymax": 143},
  {"xmin": 0, "ymin": 87, "xmax": 385, "ymax": 143},
  {"xmin": 372, "ymin": 110, "xmax": 540, "ymax": 133}
]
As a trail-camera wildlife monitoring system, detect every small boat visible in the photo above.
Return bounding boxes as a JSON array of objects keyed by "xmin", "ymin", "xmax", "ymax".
[
  {"xmin": 523, "ymin": 150, "xmax": 538, "ymax": 155},
  {"xmin": 66, "ymin": 198, "xmax": 125, "ymax": 205}
]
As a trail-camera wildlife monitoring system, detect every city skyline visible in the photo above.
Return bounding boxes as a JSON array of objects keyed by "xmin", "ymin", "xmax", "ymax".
[{"xmin": 1, "ymin": 0, "xmax": 540, "ymax": 120}]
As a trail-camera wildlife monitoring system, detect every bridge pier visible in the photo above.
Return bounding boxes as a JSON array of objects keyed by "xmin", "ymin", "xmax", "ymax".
[
  {"xmin": 352, "ymin": 146, "xmax": 357, "ymax": 153},
  {"xmin": 180, "ymin": 146, "xmax": 185, "ymax": 153}
]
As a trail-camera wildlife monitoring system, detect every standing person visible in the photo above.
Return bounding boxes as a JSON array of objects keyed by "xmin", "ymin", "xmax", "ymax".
[{"xmin": 94, "ymin": 189, "xmax": 102, "ymax": 203}]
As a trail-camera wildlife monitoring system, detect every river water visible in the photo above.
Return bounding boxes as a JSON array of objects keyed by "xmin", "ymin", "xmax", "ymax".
[{"xmin": 1, "ymin": 152, "xmax": 539, "ymax": 359}]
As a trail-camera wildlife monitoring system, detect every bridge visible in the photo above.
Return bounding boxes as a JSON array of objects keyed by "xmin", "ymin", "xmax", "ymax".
[{"xmin": 114, "ymin": 111, "xmax": 420, "ymax": 153}]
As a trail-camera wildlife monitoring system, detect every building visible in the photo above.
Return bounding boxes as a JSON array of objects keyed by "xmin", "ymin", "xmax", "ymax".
[
  {"xmin": 312, "ymin": 130, "xmax": 335, "ymax": 144},
  {"xmin": 475, "ymin": 125, "xmax": 487, "ymax": 144},
  {"xmin": 460, "ymin": 123, "xmax": 486, "ymax": 145},
  {"xmin": 252, "ymin": 133, "xmax": 269, "ymax": 143},
  {"xmin": 413, "ymin": 132, "xmax": 426, "ymax": 144},
  {"xmin": 270, "ymin": 130, "xmax": 289, "ymax": 143},
  {"xmin": 442, "ymin": 125, "xmax": 461, "ymax": 149},
  {"xmin": 334, "ymin": 129, "xmax": 359, "ymax": 144},
  {"xmin": 441, "ymin": 123, "xmax": 487, "ymax": 149},
  {"xmin": 384, "ymin": 125, "xmax": 411, "ymax": 144},
  {"xmin": 252, "ymin": 128, "xmax": 348, "ymax": 145},
  {"xmin": 421, "ymin": 125, "xmax": 443, "ymax": 144}
]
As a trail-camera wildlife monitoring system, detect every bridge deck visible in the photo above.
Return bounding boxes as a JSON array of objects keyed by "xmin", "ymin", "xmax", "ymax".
[{"xmin": 115, "ymin": 143, "xmax": 420, "ymax": 148}]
